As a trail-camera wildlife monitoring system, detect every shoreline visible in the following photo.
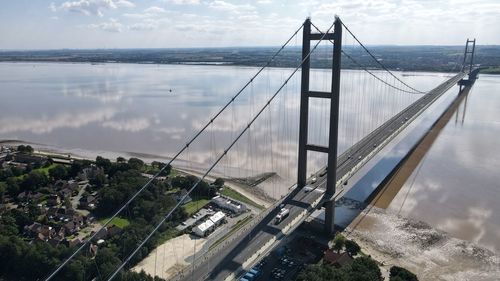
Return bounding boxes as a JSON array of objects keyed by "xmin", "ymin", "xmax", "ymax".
[{"xmin": 345, "ymin": 207, "xmax": 500, "ymax": 281}]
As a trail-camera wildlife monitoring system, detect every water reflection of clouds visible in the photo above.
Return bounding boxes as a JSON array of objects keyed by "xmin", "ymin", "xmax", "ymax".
[
  {"xmin": 387, "ymin": 78, "xmax": 500, "ymax": 253},
  {"xmin": 101, "ymin": 117, "xmax": 151, "ymax": 132},
  {"xmin": 0, "ymin": 108, "xmax": 117, "ymax": 134}
]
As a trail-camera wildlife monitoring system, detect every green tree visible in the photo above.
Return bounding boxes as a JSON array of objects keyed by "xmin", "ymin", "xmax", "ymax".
[
  {"xmin": 128, "ymin": 157, "xmax": 144, "ymax": 170},
  {"xmin": 345, "ymin": 239, "xmax": 361, "ymax": 257},
  {"xmin": 96, "ymin": 156, "xmax": 112, "ymax": 173},
  {"xmin": 17, "ymin": 145, "xmax": 34, "ymax": 154},
  {"xmin": 0, "ymin": 182, "xmax": 6, "ymax": 201},
  {"xmin": 21, "ymin": 171, "xmax": 48, "ymax": 191},
  {"xmin": 390, "ymin": 266, "xmax": 418, "ymax": 281},
  {"xmin": 347, "ymin": 256, "xmax": 383, "ymax": 281},
  {"xmin": 296, "ymin": 263, "xmax": 347, "ymax": 281},
  {"xmin": 6, "ymin": 177, "xmax": 20, "ymax": 196},
  {"xmin": 213, "ymin": 178, "xmax": 225, "ymax": 187},
  {"xmin": 49, "ymin": 164, "xmax": 69, "ymax": 180},
  {"xmin": 333, "ymin": 234, "xmax": 346, "ymax": 253}
]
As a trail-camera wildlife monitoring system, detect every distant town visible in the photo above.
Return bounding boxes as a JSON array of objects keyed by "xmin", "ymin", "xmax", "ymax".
[{"xmin": 1, "ymin": 45, "xmax": 499, "ymax": 74}]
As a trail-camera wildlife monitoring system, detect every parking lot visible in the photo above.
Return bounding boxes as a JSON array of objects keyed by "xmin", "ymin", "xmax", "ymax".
[{"xmin": 253, "ymin": 235, "xmax": 327, "ymax": 280}]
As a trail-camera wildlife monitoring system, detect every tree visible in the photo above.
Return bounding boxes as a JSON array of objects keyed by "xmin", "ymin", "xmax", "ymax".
[
  {"xmin": 390, "ymin": 266, "xmax": 418, "ymax": 281},
  {"xmin": 158, "ymin": 163, "xmax": 171, "ymax": 176},
  {"xmin": 0, "ymin": 167, "xmax": 14, "ymax": 181},
  {"xmin": 117, "ymin": 156, "xmax": 127, "ymax": 163},
  {"xmin": 296, "ymin": 263, "xmax": 347, "ymax": 281},
  {"xmin": 17, "ymin": 145, "xmax": 34, "ymax": 154},
  {"xmin": 5, "ymin": 177, "xmax": 19, "ymax": 196},
  {"xmin": 213, "ymin": 178, "xmax": 225, "ymax": 187},
  {"xmin": 347, "ymin": 256, "xmax": 383, "ymax": 281},
  {"xmin": 49, "ymin": 165, "xmax": 68, "ymax": 180},
  {"xmin": 0, "ymin": 182, "xmax": 6, "ymax": 201},
  {"xmin": 96, "ymin": 156, "xmax": 112, "ymax": 173},
  {"xmin": 332, "ymin": 234, "xmax": 346, "ymax": 253},
  {"xmin": 20, "ymin": 171, "xmax": 48, "ymax": 191},
  {"xmin": 128, "ymin": 157, "xmax": 144, "ymax": 170},
  {"xmin": 345, "ymin": 239, "xmax": 361, "ymax": 257},
  {"xmin": 69, "ymin": 159, "xmax": 92, "ymax": 178}
]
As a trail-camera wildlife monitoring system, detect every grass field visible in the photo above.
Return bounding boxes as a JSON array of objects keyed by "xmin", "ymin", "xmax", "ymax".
[
  {"xmin": 183, "ymin": 199, "xmax": 211, "ymax": 216},
  {"xmin": 99, "ymin": 216, "xmax": 130, "ymax": 228},
  {"xmin": 219, "ymin": 186, "xmax": 264, "ymax": 210}
]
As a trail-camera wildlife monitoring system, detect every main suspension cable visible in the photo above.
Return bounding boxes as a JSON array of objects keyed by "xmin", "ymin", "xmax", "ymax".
[
  {"xmin": 310, "ymin": 22, "xmax": 425, "ymax": 95},
  {"xmin": 339, "ymin": 20, "xmax": 425, "ymax": 94},
  {"xmin": 106, "ymin": 19, "xmax": 337, "ymax": 281},
  {"xmin": 43, "ymin": 23, "xmax": 304, "ymax": 281}
]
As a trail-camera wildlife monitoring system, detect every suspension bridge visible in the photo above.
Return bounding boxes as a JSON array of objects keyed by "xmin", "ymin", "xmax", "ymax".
[{"xmin": 43, "ymin": 16, "xmax": 479, "ymax": 281}]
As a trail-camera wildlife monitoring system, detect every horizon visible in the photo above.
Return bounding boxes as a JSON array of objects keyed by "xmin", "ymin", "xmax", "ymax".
[
  {"xmin": 1, "ymin": 0, "xmax": 499, "ymax": 49},
  {"xmin": 2, "ymin": 43, "xmax": 499, "ymax": 52}
]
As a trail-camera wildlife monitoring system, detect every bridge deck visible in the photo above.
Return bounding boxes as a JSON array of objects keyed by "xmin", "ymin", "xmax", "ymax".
[{"xmin": 174, "ymin": 72, "xmax": 466, "ymax": 281}]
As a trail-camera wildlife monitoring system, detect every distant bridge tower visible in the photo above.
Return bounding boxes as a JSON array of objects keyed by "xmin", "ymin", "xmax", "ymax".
[
  {"xmin": 459, "ymin": 38, "xmax": 478, "ymax": 91},
  {"xmin": 462, "ymin": 38, "xmax": 476, "ymax": 74},
  {"xmin": 297, "ymin": 17, "xmax": 342, "ymax": 236}
]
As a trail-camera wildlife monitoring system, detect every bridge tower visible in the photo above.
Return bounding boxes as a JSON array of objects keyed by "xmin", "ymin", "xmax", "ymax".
[
  {"xmin": 297, "ymin": 17, "xmax": 342, "ymax": 235},
  {"xmin": 462, "ymin": 38, "xmax": 476, "ymax": 74},
  {"xmin": 459, "ymin": 38, "xmax": 478, "ymax": 91}
]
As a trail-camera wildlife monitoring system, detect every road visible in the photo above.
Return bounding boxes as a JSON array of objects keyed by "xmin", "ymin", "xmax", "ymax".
[{"xmin": 175, "ymin": 72, "xmax": 466, "ymax": 281}]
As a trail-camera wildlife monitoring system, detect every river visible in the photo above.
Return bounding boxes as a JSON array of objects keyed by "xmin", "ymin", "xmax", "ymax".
[{"xmin": 1, "ymin": 62, "xmax": 499, "ymax": 279}]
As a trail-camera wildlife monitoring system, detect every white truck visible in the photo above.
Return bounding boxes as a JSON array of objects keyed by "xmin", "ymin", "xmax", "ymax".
[{"xmin": 274, "ymin": 208, "xmax": 290, "ymax": 224}]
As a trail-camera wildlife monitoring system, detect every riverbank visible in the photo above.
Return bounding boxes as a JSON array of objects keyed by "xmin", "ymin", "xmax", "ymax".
[
  {"xmin": 345, "ymin": 207, "xmax": 500, "ymax": 281},
  {"xmin": 343, "ymin": 81, "xmax": 500, "ymax": 280}
]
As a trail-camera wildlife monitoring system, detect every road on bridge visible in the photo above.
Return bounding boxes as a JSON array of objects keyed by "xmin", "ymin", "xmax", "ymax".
[{"xmin": 174, "ymin": 72, "xmax": 465, "ymax": 281}]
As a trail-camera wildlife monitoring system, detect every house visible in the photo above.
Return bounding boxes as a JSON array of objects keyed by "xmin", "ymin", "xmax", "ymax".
[
  {"xmin": 211, "ymin": 195, "xmax": 247, "ymax": 214},
  {"xmin": 54, "ymin": 180, "xmax": 78, "ymax": 192},
  {"xmin": 46, "ymin": 195, "xmax": 61, "ymax": 206},
  {"xmin": 24, "ymin": 222, "xmax": 56, "ymax": 241},
  {"xmin": 323, "ymin": 250, "xmax": 354, "ymax": 268},
  {"xmin": 91, "ymin": 228, "xmax": 108, "ymax": 242},
  {"xmin": 78, "ymin": 195, "xmax": 96, "ymax": 210},
  {"xmin": 58, "ymin": 188, "xmax": 73, "ymax": 199},
  {"xmin": 174, "ymin": 189, "xmax": 192, "ymax": 205},
  {"xmin": 13, "ymin": 153, "xmax": 46, "ymax": 166},
  {"xmin": 63, "ymin": 221, "xmax": 80, "ymax": 235},
  {"xmin": 16, "ymin": 191, "xmax": 44, "ymax": 203},
  {"xmin": 78, "ymin": 165, "xmax": 104, "ymax": 182},
  {"xmin": 65, "ymin": 237, "xmax": 82, "ymax": 248}
]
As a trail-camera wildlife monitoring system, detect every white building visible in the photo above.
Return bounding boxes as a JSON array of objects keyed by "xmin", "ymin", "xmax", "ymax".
[
  {"xmin": 193, "ymin": 220, "xmax": 215, "ymax": 237},
  {"xmin": 209, "ymin": 211, "xmax": 226, "ymax": 226},
  {"xmin": 211, "ymin": 195, "xmax": 247, "ymax": 214}
]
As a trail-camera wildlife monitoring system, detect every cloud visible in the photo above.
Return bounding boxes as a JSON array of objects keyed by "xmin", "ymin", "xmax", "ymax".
[
  {"xmin": 162, "ymin": 0, "xmax": 200, "ymax": 4},
  {"xmin": 55, "ymin": 0, "xmax": 135, "ymax": 17},
  {"xmin": 88, "ymin": 18, "xmax": 123, "ymax": 32},
  {"xmin": 101, "ymin": 117, "xmax": 151, "ymax": 132},
  {"xmin": 128, "ymin": 21, "xmax": 159, "ymax": 31},
  {"xmin": 144, "ymin": 6, "xmax": 166, "ymax": 14},
  {"xmin": 209, "ymin": 0, "xmax": 256, "ymax": 14},
  {"xmin": 155, "ymin": 127, "xmax": 186, "ymax": 134},
  {"xmin": 49, "ymin": 2, "xmax": 58, "ymax": 12}
]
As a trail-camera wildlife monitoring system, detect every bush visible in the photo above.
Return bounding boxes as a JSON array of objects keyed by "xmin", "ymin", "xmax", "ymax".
[{"xmin": 390, "ymin": 266, "xmax": 418, "ymax": 281}]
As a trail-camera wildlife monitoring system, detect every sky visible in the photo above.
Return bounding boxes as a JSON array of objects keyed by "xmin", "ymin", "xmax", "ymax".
[{"xmin": 0, "ymin": 0, "xmax": 499, "ymax": 49}]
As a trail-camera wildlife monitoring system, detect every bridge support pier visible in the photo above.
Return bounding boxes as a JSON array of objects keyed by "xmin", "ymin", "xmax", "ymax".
[{"xmin": 297, "ymin": 17, "xmax": 342, "ymax": 236}]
